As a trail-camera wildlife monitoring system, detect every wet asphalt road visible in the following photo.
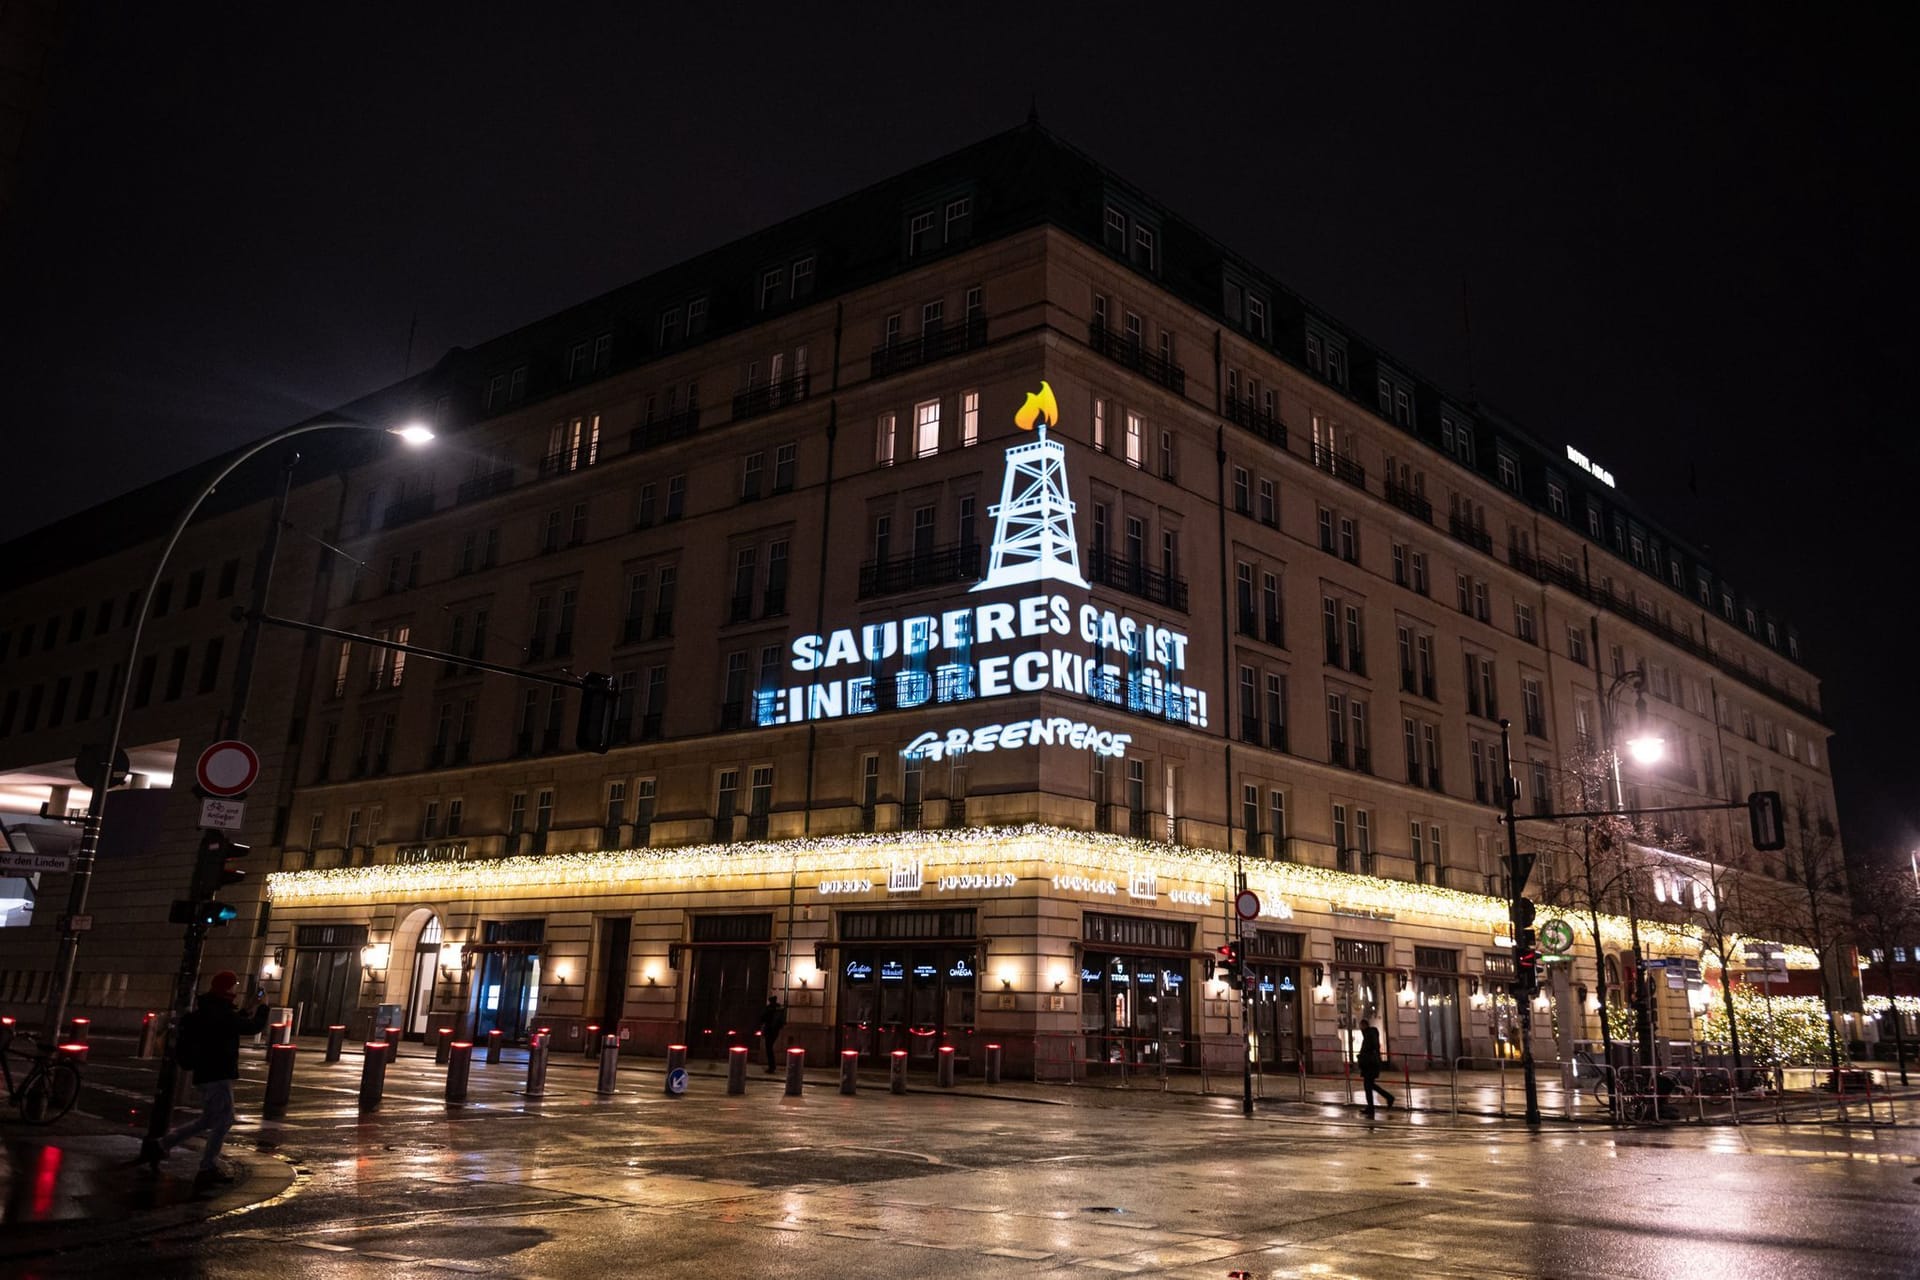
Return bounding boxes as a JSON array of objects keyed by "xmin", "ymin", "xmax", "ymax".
[{"xmin": 25, "ymin": 1049, "xmax": 1920, "ymax": 1279}]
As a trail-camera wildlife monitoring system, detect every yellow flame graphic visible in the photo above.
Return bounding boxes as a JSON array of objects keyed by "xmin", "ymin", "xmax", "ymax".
[{"xmin": 1013, "ymin": 380, "xmax": 1058, "ymax": 432}]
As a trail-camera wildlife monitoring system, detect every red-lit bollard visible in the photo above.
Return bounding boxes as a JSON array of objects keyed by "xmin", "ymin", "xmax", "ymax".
[
  {"xmin": 66, "ymin": 1017, "xmax": 90, "ymax": 1044},
  {"xmin": 665, "ymin": 1043, "xmax": 688, "ymax": 1097},
  {"xmin": 446, "ymin": 1041, "xmax": 473, "ymax": 1104},
  {"xmin": 985, "ymin": 1042, "xmax": 1003, "ymax": 1085},
  {"xmin": 584, "ymin": 1023, "xmax": 601, "ymax": 1059},
  {"xmin": 785, "ymin": 1046, "xmax": 806, "ymax": 1097},
  {"xmin": 265, "ymin": 1042, "xmax": 297, "ymax": 1118},
  {"xmin": 136, "ymin": 1012, "xmax": 160, "ymax": 1059},
  {"xmin": 384, "ymin": 1024, "xmax": 401, "ymax": 1063},
  {"xmin": 325, "ymin": 1025, "xmax": 347, "ymax": 1063},
  {"xmin": 840, "ymin": 1049, "xmax": 859, "ymax": 1095},
  {"xmin": 596, "ymin": 1035, "xmax": 620, "ymax": 1096},
  {"xmin": 271, "ymin": 1019, "xmax": 293, "ymax": 1046},
  {"xmin": 486, "ymin": 1028, "xmax": 503, "ymax": 1064},
  {"xmin": 358, "ymin": 1042, "xmax": 388, "ymax": 1113},
  {"xmin": 937, "ymin": 1044, "xmax": 957, "ymax": 1088},
  {"xmin": 57, "ymin": 1041, "xmax": 88, "ymax": 1066},
  {"xmin": 890, "ymin": 1049, "xmax": 908, "ymax": 1095},
  {"xmin": 727, "ymin": 1044, "xmax": 749, "ymax": 1095},
  {"xmin": 523, "ymin": 1032, "xmax": 549, "ymax": 1097},
  {"xmin": 434, "ymin": 1026, "xmax": 454, "ymax": 1065}
]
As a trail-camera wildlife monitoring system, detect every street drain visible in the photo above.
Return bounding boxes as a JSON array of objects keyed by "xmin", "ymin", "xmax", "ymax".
[
  {"xmin": 1082, "ymin": 1207, "xmax": 1126, "ymax": 1214},
  {"xmin": 1393, "ymin": 1180, "xmax": 1419, "ymax": 1186}
]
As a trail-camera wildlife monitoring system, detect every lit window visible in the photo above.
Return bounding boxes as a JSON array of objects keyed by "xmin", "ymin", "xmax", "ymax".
[
  {"xmin": 1125, "ymin": 412, "xmax": 1143, "ymax": 468},
  {"xmin": 914, "ymin": 399, "xmax": 941, "ymax": 458}
]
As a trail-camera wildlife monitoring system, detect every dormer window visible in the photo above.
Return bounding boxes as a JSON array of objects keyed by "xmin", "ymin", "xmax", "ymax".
[
  {"xmin": 944, "ymin": 197, "xmax": 972, "ymax": 241},
  {"xmin": 1104, "ymin": 205, "xmax": 1127, "ymax": 252},
  {"xmin": 686, "ymin": 297, "xmax": 709, "ymax": 336},
  {"xmin": 908, "ymin": 210, "xmax": 936, "ymax": 257},
  {"xmin": 1132, "ymin": 223, "xmax": 1156, "ymax": 271},
  {"xmin": 790, "ymin": 256, "xmax": 815, "ymax": 299},
  {"xmin": 1496, "ymin": 452, "xmax": 1520, "ymax": 493},
  {"xmin": 1246, "ymin": 293, "xmax": 1268, "ymax": 340},
  {"xmin": 760, "ymin": 267, "xmax": 785, "ymax": 310}
]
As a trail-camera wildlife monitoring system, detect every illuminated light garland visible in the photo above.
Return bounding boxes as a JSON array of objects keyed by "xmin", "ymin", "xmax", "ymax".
[
  {"xmin": 263, "ymin": 823, "xmax": 1807, "ymax": 963},
  {"xmin": 1863, "ymin": 995, "xmax": 1920, "ymax": 1016}
]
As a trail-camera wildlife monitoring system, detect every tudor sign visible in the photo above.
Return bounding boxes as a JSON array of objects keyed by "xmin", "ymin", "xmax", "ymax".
[{"xmin": 195, "ymin": 740, "xmax": 260, "ymax": 797}]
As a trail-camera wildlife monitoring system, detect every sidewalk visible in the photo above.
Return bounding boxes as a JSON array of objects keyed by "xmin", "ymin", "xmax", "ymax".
[{"xmin": 0, "ymin": 1041, "xmax": 296, "ymax": 1262}]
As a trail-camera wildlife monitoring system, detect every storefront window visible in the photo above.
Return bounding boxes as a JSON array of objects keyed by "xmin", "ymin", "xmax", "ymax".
[
  {"xmin": 1249, "ymin": 930, "xmax": 1304, "ymax": 1067},
  {"xmin": 837, "ymin": 910, "xmax": 978, "ymax": 1065},
  {"xmin": 1079, "ymin": 913, "xmax": 1193, "ymax": 1071},
  {"xmin": 1334, "ymin": 937, "xmax": 1388, "ymax": 1062},
  {"xmin": 1414, "ymin": 946, "xmax": 1461, "ymax": 1066}
]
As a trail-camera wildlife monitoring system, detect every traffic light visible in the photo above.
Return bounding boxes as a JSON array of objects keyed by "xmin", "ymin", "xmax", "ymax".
[
  {"xmin": 1215, "ymin": 943, "xmax": 1243, "ymax": 986},
  {"xmin": 1513, "ymin": 925, "xmax": 1541, "ymax": 997},
  {"xmin": 168, "ymin": 899, "xmax": 240, "ymax": 928},
  {"xmin": 1748, "ymin": 790, "xmax": 1785, "ymax": 851},
  {"xmin": 203, "ymin": 830, "xmax": 249, "ymax": 891},
  {"xmin": 576, "ymin": 671, "xmax": 618, "ymax": 754}
]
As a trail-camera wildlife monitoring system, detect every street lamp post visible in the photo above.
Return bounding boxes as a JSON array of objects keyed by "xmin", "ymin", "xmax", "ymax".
[
  {"xmin": 1594, "ymin": 659, "xmax": 1663, "ymax": 1074},
  {"xmin": 42, "ymin": 418, "xmax": 432, "ymax": 1047}
]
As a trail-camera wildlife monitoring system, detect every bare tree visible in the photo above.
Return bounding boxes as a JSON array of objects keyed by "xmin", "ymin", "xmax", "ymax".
[
  {"xmin": 1852, "ymin": 862, "xmax": 1920, "ymax": 1085},
  {"xmin": 1755, "ymin": 817, "xmax": 1854, "ymax": 1077}
]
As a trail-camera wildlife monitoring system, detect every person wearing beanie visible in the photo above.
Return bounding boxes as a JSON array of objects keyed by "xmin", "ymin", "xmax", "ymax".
[{"xmin": 140, "ymin": 969, "xmax": 269, "ymax": 1191}]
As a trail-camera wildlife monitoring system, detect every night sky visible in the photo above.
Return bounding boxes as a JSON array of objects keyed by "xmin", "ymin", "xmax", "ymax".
[{"xmin": 3, "ymin": 7, "xmax": 1912, "ymax": 861}]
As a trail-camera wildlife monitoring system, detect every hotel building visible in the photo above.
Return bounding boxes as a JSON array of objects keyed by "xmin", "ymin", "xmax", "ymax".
[{"xmin": 0, "ymin": 124, "xmax": 1841, "ymax": 1075}]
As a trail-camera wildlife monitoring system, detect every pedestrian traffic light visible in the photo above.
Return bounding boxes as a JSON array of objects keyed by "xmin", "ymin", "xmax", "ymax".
[
  {"xmin": 1747, "ymin": 790, "xmax": 1785, "ymax": 851},
  {"xmin": 189, "ymin": 830, "xmax": 249, "ymax": 903},
  {"xmin": 1215, "ymin": 943, "xmax": 1243, "ymax": 986},
  {"xmin": 576, "ymin": 671, "xmax": 618, "ymax": 754}
]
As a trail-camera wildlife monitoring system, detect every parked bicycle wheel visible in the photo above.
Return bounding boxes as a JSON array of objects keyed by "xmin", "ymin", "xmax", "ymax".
[{"xmin": 17, "ymin": 1058, "xmax": 81, "ymax": 1124}]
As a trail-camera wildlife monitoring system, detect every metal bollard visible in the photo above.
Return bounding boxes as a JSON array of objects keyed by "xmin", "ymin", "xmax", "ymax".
[
  {"xmin": 890, "ymin": 1049, "xmax": 908, "ymax": 1094},
  {"xmin": 326, "ymin": 1025, "xmax": 347, "ymax": 1062},
  {"xmin": 665, "ymin": 1043, "xmax": 688, "ymax": 1097},
  {"xmin": 727, "ymin": 1045, "xmax": 749, "ymax": 1095},
  {"xmin": 486, "ymin": 1028, "xmax": 503, "ymax": 1064},
  {"xmin": 57, "ymin": 1040, "xmax": 88, "ymax": 1066},
  {"xmin": 265, "ymin": 1042, "xmax": 296, "ymax": 1119},
  {"xmin": 446, "ymin": 1041, "xmax": 473, "ymax": 1104},
  {"xmin": 384, "ymin": 1024, "xmax": 401, "ymax": 1063},
  {"xmin": 785, "ymin": 1046, "xmax": 806, "ymax": 1096},
  {"xmin": 596, "ymin": 1035, "xmax": 620, "ymax": 1095},
  {"xmin": 136, "ymin": 1012, "xmax": 160, "ymax": 1059},
  {"xmin": 435, "ymin": 1026, "xmax": 455, "ymax": 1065},
  {"xmin": 937, "ymin": 1044, "xmax": 957, "ymax": 1088},
  {"xmin": 358, "ymin": 1042, "xmax": 388, "ymax": 1113},
  {"xmin": 985, "ymin": 1042, "xmax": 1002, "ymax": 1085},
  {"xmin": 67, "ymin": 1017, "xmax": 90, "ymax": 1044},
  {"xmin": 524, "ymin": 1033, "xmax": 549, "ymax": 1097},
  {"xmin": 840, "ymin": 1049, "xmax": 859, "ymax": 1095},
  {"xmin": 271, "ymin": 1020, "xmax": 293, "ymax": 1046},
  {"xmin": 584, "ymin": 1023, "xmax": 601, "ymax": 1059}
]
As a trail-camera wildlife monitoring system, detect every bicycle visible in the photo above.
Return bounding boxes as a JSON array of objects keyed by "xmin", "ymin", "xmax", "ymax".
[{"xmin": 0, "ymin": 1023, "xmax": 83, "ymax": 1125}]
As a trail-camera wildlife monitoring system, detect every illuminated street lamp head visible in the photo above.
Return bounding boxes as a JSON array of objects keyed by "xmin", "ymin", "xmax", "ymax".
[
  {"xmin": 1625, "ymin": 734, "xmax": 1666, "ymax": 767},
  {"xmin": 391, "ymin": 422, "xmax": 435, "ymax": 446}
]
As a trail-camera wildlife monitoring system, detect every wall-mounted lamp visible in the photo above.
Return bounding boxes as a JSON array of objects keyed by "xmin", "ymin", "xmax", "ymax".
[
  {"xmin": 262, "ymin": 946, "xmax": 285, "ymax": 981},
  {"xmin": 439, "ymin": 942, "xmax": 466, "ymax": 973},
  {"xmin": 793, "ymin": 965, "xmax": 816, "ymax": 989},
  {"xmin": 1048, "ymin": 967, "xmax": 1067, "ymax": 991},
  {"xmin": 553, "ymin": 962, "xmax": 572, "ymax": 985},
  {"xmin": 1533, "ymin": 991, "xmax": 1551, "ymax": 1011}
]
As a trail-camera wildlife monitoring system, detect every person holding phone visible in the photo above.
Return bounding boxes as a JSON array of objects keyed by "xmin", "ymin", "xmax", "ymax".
[{"xmin": 139, "ymin": 970, "xmax": 270, "ymax": 1191}]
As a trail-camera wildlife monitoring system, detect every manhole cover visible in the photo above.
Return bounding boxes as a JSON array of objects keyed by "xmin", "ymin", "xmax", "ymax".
[{"xmin": 1082, "ymin": 1206, "xmax": 1125, "ymax": 1214}]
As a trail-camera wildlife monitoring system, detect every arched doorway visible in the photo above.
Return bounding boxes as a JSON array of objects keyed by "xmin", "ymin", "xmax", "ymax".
[{"xmin": 392, "ymin": 908, "xmax": 443, "ymax": 1038}]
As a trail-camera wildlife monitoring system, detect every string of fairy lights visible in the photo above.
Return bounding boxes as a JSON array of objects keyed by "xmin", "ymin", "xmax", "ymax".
[{"xmin": 264, "ymin": 823, "xmax": 1818, "ymax": 969}]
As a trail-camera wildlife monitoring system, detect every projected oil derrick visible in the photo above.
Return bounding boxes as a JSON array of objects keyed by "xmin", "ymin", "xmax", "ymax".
[{"xmin": 974, "ymin": 381, "xmax": 1089, "ymax": 592}]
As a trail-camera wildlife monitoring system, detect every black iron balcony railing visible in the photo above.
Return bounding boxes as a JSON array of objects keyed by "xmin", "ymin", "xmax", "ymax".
[
  {"xmin": 455, "ymin": 469, "xmax": 513, "ymax": 505},
  {"xmin": 1084, "ymin": 549, "xmax": 1189, "ymax": 612},
  {"xmin": 870, "ymin": 315, "xmax": 988, "ymax": 380},
  {"xmin": 1311, "ymin": 444, "xmax": 1367, "ymax": 490},
  {"xmin": 732, "ymin": 372, "xmax": 811, "ymax": 421},
  {"xmin": 382, "ymin": 493, "xmax": 436, "ymax": 529},
  {"xmin": 1223, "ymin": 397, "xmax": 1287, "ymax": 449},
  {"xmin": 1447, "ymin": 512, "xmax": 1493, "ymax": 554},
  {"xmin": 1089, "ymin": 323, "xmax": 1186, "ymax": 396},
  {"xmin": 1384, "ymin": 479, "xmax": 1432, "ymax": 523},
  {"xmin": 858, "ymin": 542, "xmax": 982, "ymax": 598},
  {"xmin": 628, "ymin": 404, "xmax": 700, "ymax": 453}
]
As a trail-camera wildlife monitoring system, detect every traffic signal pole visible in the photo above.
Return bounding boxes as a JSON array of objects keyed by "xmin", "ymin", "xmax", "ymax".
[{"xmin": 1497, "ymin": 720, "xmax": 1542, "ymax": 1127}]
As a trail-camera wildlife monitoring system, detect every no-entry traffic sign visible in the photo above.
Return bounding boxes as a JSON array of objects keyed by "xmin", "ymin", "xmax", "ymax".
[
  {"xmin": 195, "ymin": 740, "xmax": 259, "ymax": 797},
  {"xmin": 1234, "ymin": 889, "xmax": 1261, "ymax": 921}
]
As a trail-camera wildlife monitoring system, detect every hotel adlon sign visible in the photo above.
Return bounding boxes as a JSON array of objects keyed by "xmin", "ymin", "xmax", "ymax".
[{"xmin": 754, "ymin": 383, "xmax": 1210, "ymax": 762}]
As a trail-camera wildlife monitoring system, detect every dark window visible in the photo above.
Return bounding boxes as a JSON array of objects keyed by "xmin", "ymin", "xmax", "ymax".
[{"xmin": 198, "ymin": 637, "xmax": 225, "ymax": 694}]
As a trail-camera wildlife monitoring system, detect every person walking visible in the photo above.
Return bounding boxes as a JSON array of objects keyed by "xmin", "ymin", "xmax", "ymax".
[
  {"xmin": 754, "ymin": 995, "xmax": 787, "ymax": 1072},
  {"xmin": 1357, "ymin": 1016, "xmax": 1395, "ymax": 1117},
  {"xmin": 140, "ymin": 970, "xmax": 270, "ymax": 1190}
]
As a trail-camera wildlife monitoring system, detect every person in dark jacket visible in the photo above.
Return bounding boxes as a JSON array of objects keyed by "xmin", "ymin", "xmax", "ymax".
[
  {"xmin": 140, "ymin": 970, "xmax": 270, "ymax": 1189},
  {"xmin": 754, "ymin": 996, "xmax": 787, "ymax": 1072},
  {"xmin": 1356, "ymin": 1016, "xmax": 1395, "ymax": 1117}
]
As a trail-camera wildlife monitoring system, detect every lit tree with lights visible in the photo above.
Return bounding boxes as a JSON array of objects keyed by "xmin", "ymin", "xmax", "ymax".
[
  {"xmin": 1851, "ymin": 861, "xmax": 1920, "ymax": 1085},
  {"xmin": 1755, "ymin": 812, "xmax": 1854, "ymax": 1078}
]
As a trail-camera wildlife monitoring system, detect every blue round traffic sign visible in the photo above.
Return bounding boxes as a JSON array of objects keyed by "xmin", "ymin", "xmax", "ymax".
[{"xmin": 667, "ymin": 1067, "xmax": 688, "ymax": 1095}]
